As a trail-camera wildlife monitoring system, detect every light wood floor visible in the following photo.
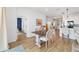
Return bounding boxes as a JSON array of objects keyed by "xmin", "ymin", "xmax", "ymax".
[{"xmin": 9, "ymin": 30, "xmax": 74, "ymax": 52}]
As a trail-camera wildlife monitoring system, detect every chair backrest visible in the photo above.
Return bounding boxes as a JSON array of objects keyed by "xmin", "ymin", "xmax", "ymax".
[
  {"xmin": 46, "ymin": 29, "xmax": 54, "ymax": 40},
  {"xmin": 46, "ymin": 22, "xmax": 55, "ymax": 40}
]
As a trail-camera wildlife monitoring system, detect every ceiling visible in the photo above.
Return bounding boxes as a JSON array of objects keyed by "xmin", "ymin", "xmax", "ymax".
[{"xmin": 29, "ymin": 7, "xmax": 79, "ymax": 19}]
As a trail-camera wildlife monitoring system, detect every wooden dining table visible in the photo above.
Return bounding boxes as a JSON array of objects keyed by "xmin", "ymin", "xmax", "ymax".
[
  {"xmin": 32, "ymin": 30, "xmax": 46, "ymax": 37},
  {"xmin": 32, "ymin": 30, "xmax": 47, "ymax": 47}
]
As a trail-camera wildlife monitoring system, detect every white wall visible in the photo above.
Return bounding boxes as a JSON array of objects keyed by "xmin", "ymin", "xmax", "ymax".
[{"xmin": 5, "ymin": 8, "xmax": 17, "ymax": 43}]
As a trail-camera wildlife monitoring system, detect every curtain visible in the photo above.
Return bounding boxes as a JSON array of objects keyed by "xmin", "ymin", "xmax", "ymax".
[{"xmin": 0, "ymin": 8, "xmax": 8, "ymax": 51}]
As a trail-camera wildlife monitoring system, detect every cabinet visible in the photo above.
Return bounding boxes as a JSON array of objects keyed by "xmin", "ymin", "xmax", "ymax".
[{"xmin": 60, "ymin": 28, "xmax": 76, "ymax": 40}]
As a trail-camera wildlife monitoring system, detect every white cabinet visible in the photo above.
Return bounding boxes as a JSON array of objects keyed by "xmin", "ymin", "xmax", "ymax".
[
  {"xmin": 60, "ymin": 28, "xmax": 76, "ymax": 40},
  {"xmin": 69, "ymin": 29, "xmax": 75, "ymax": 40}
]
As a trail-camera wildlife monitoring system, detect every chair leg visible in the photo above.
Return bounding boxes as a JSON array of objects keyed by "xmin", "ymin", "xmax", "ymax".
[
  {"xmin": 51, "ymin": 39, "xmax": 53, "ymax": 44},
  {"xmin": 50, "ymin": 39, "xmax": 53, "ymax": 47},
  {"xmin": 52, "ymin": 38, "xmax": 54, "ymax": 43},
  {"xmin": 46, "ymin": 41, "xmax": 48, "ymax": 48},
  {"xmin": 45, "ymin": 38, "xmax": 54, "ymax": 48}
]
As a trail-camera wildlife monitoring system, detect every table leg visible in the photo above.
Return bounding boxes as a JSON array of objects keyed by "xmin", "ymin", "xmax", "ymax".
[{"xmin": 35, "ymin": 35, "xmax": 41, "ymax": 47}]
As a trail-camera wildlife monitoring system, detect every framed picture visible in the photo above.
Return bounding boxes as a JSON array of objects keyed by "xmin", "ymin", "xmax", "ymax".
[
  {"xmin": 36, "ymin": 18, "xmax": 42, "ymax": 26},
  {"xmin": 67, "ymin": 21, "xmax": 74, "ymax": 28}
]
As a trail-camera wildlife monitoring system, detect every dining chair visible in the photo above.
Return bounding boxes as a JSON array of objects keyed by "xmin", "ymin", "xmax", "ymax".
[{"xmin": 39, "ymin": 29, "xmax": 54, "ymax": 48}]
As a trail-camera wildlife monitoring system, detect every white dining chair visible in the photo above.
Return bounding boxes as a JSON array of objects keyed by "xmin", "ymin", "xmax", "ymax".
[{"xmin": 39, "ymin": 29, "xmax": 54, "ymax": 48}]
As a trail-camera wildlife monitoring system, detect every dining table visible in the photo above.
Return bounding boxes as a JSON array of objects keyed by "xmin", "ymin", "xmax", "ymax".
[{"xmin": 32, "ymin": 30, "xmax": 47, "ymax": 47}]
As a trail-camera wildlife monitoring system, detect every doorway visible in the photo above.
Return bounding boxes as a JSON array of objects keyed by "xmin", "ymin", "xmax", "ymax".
[{"xmin": 17, "ymin": 18, "xmax": 22, "ymax": 32}]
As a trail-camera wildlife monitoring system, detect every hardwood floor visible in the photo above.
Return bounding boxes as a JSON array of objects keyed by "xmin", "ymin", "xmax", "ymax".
[{"xmin": 9, "ymin": 29, "xmax": 74, "ymax": 52}]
